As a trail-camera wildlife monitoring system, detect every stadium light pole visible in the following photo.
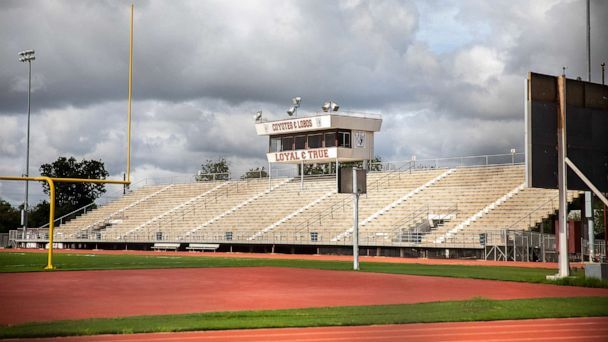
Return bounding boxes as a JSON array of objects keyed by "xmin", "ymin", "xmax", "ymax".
[{"xmin": 18, "ymin": 49, "xmax": 35, "ymax": 239}]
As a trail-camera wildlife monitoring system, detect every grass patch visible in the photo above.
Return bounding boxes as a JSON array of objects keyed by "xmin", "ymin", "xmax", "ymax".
[
  {"xmin": 1, "ymin": 297, "xmax": 607, "ymax": 339},
  {"xmin": 1, "ymin": 251, "xmax": 606, "ymax": 288}
]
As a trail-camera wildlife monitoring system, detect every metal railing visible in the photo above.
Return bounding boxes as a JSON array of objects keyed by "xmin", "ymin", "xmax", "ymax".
[
  {"xmin": 392, "ymin": 204, "xmax": 459, "ymax": 240},
  {"xmin": 38, "ymin": 202, "xmax": 98, "ymax": 229},
  {"xmin": 369, "ymin": 160, "xmax": 415, "ymax": 190},
  {"xmin": 412, "ymin": 153, "xmax": 525, "ymax": 169},
  {"xmin": 124, "ymin": 179, "xmax": 261, "ymax": 239},
  {"xmin": 255, "ymin": 111, "xmax": 382, "ymax": 123},
  {"xmin": 114, "ymin": 152, "xmax": 525, "ymax": 187},
  {"xmin": 505, "ymin": 196, "xmax": 557, "ymax": 230},
  {"xmin": 12, "ymin": 225, "xmax": 606, "ymax": 262},
  {"xmin": 291, "ymin": 196, "xmax": 351, "ymax": 234},
  {"xmin": 196, "ymin": 172, "xmax": 231, "ymax": 182}
]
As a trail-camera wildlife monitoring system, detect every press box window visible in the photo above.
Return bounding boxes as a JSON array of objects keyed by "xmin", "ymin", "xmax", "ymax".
[
  {"xmin": 295, "ymin": 135, "xmax": 306, "ymax": 150},
  {"xmin": 308, "ymin": 134, "xmax": 323, "ymax": 148},
  {"xmin": 270, "ymin": 138, "xmax": 281, "ymax": 152},
  {"xmin": 338, "ymin": 131, "xmax": 351, "ymax": 148},
  {"xmin": 324, "ymin": 132, "xmax": 336, "ymax": 147},
  {"xmin": 281, "ymin": 137, "xmax": 294, "ymax": 151}
]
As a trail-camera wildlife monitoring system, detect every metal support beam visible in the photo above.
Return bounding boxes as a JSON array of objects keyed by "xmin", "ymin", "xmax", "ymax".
[
  {"xmin": 268, "ymin": 161, "xmax": 272, "ymax": 189},
  {"xmin": 564, "ymin": 158, "xmax": 608, "ymax": 207},
  {"xmin": 352, "ymin": 167, "xmax": 359, "ymax": 271},
  {"xmin": 586, "ymin": 191, "xmax": 595, "ymax": 262},
  {"xmin": 556, "ymin": 75, "xmax": 570, "ymax": 278},
  {"xmin": 300, "ymin": 160, "xmax": 304, "ymax": 190},
  {"xmin": 335, "ymin": 159, "xmax": 339, "ymax": 193}
]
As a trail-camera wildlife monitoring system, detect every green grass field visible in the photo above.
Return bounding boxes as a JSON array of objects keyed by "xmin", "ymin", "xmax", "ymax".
[
  {"xmin": 1, "ymin": 297, "xmax": 607, "ymax": 339},
  {"xmin": 1, "ymin": 251, "xmax": 607, "ymax": 288}
]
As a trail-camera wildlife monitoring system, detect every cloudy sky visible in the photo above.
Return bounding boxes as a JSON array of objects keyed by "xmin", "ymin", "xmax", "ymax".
[{"xmin": 1, "ymin": 0, "xmax": 607, "ymax": 206}]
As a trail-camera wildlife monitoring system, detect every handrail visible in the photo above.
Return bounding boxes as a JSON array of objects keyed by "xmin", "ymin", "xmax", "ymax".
[
  {"xmin": 75, "ymin": 184, "xmax": 174, "ymax": 236},
  {"xmin": 504, "ymin": 195, "xmax": 558, "ymax": 230},
  {"xmin": 391, "ymin": 204, "xmax": 430, "ymax": 233},
  {"xmin": 392, "ymin": 204, "xmax": 458, "ymax": 238},
  {"xmin": 370, "ymin": 160, "xmax": 415, "ymax": 190},
  {"xmin": 195, "ymin": 172, "xmax": 231, "ymax": 182},
  {"xmin": 126, "ymin": 180, "xmax": 236, "ymax": 237},
  {"xmin": 38, "ymin": 202, "xmax": 97, "ymax": 228},
  {"xmin": 294, "ymin": 196, "xmax": 351, "ymax": 233},
  {"xmin": 182, "ymin": 178, "xmax": 291, "ymax": 238}
]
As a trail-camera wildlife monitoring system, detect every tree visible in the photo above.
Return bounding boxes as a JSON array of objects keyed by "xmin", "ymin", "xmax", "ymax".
[
  {"xmin": 303, "ymin": 163, "xmax": 327, "ymax": 175},
  {"xmin": 0, "ymin": 198, "xmax": 20, "ymax": 233},
  {"xmin": 196, "ymin": 157, "xmax": 230, "ymax": 181},
  {"xmin": 39, "ymin": 157, "xmax": 109, "ymax": 217},
  {"xmin": 241, "ymin": 166, "xmax": 268, "ymax": 180},
  {"xmin": 327, "ymin": 156, "xmax": 384, "ymax": 175},
  {"xmin": 27, "ymin": 201, "xmax": 51, "ymax": 228}
]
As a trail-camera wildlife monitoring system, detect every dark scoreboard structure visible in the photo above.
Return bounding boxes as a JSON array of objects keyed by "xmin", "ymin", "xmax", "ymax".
[{"xmin": 525, "ymin": 72, "xmax": 608, "ymax": 192}]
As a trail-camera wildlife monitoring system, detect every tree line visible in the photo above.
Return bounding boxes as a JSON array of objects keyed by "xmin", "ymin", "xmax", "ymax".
[{"xmin": 0, "ymin": 157, "xmax": 109, "ymax": 233}]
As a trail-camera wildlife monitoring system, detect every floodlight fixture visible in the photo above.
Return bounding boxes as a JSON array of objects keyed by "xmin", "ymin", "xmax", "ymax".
[
  {"xmin": 18, "ymin": 50, "xmax": 35, "ymax": 63},
  {"xmin": 18, "ymin": 49, "xmax": 35, "ymax": 56},
  {"xmin": 322, "ymin": 102, "xmax": 331, "ymax": 112},
  {"xmin": 254, "ymin": 110, "xmax": 262, "ymax": 122},
  {"xmin": 287, "ymin": 96, "xmax": 301, "ymax": 117},
  {"xmin": 322, "ymin": 101, "xmax": 339, "ymax": 112}
]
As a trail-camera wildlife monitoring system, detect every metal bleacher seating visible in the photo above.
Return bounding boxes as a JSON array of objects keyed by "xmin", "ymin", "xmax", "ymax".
[{"xmin": 53, "ymin": 164, "xmax": 578, "ymax": 249}]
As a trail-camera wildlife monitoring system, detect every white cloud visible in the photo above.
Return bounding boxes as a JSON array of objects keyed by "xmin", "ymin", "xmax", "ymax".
[
  {"xmin": 453, "ymin": 46, "xmax": 505, "ymax": 86},
  {"xmin": 0, "ymin": 0, "xmax": 606, "ymax": 207}
]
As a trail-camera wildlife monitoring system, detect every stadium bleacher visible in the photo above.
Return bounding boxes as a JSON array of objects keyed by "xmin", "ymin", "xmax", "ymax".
[{"xmin": 51, "ymin": 164, "xmax": 578, "ymax": 250}]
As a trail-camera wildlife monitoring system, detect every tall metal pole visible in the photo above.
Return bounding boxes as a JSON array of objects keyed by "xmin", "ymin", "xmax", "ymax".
[
  {"xmin": 604, "ymin": 204, "xmax": 608, "ymax": 261},
  {"xmin": 335, "ymin": 159, "xmax": 339, "ymax": 192},
  {"xmin": 127, "ymin": 4, "xmax": 134, "ymax": 185},
  {"xmin": 352, "ymin": 167, "xmax": 359, "ymax": 271},
  {"xmin": 268, "ymin": 161, "xmax": 272, "ymax": 189},
  {"xmin": 586, "ymin": 192, "xmax": 594, "ymax": 262},
  {"xmin": 586, "ymin": 0, "xmax": 591, "ymax": 82},
  {"xmin": 23, "ymin": 57, "xmax": 33, "ymax": 239},
  {"xmin": 557, "ymin": 75, "xmax": 570, "ymax": 277},
  {"xmin": 584, "ymin": 0, "xmax": 593, "ymax": 263}
]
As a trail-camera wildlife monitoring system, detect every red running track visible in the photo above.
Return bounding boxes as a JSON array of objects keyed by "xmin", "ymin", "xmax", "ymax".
[
  {"xmin": 1, "ymin": 267, "xmax": 607, "ymax": 325},
  {"xmin": 27, "ymin": 317, "xmax": 608, "ymax": 342}
]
